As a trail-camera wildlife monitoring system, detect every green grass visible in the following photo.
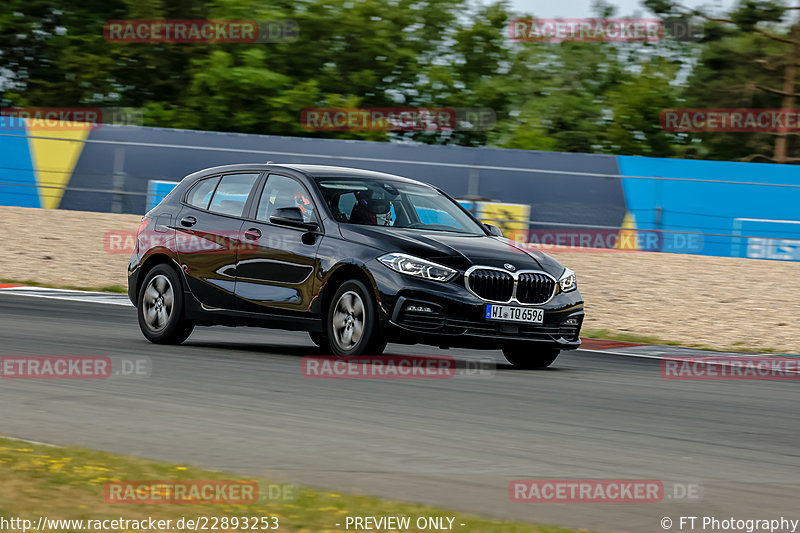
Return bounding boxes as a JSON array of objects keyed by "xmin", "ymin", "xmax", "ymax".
[
  {"xmin": 582, "ymin": 329, "xmax": 684, "ymax": 347},
  {"xmin": 0, "ymin": 278, "xmax": 127, "ymax": 293},
  {"xmin": 582, "ymin": 328, "xmax": 778, "ymax": 354},
  {"xmin": 0, "ymin": 437, "xmax": 585, "ymax": 533}
]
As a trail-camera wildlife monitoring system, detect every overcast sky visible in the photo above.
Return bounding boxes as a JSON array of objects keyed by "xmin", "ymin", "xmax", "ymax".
[{"xmin": 506, "ymin": 0, "xmax": 738, "ymax": 18}]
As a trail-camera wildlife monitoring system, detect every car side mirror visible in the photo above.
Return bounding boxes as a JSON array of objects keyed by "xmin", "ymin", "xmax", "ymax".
[
  {"xmin": 270, "ymin": 207, "xmax": 319, "ymax": 231},
  {"xmin": 485, "ymin": 224, "xmax": 503, "ymax": 237}
]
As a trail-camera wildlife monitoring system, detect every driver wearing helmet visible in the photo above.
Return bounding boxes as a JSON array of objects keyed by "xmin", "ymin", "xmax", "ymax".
[{"xmin": 293, "ymin": 191, "xmax": 314, "ymax": 222}]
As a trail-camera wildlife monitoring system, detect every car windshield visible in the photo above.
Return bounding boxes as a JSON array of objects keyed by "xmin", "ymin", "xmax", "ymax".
[{"xmin": 315, "ymin": 178, "xmax": 486, "ymax": 235}]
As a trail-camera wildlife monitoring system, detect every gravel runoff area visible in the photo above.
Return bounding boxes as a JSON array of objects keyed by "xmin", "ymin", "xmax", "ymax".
[{"xmin": 0, "ymin": 205, "xmax": 797, "ymax": 353}]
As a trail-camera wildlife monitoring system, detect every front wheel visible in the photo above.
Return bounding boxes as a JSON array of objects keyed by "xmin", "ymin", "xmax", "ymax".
[
  {"xmin": 324, "ymin": 280, "xmax": 386, "ymax": 356},
  {"xmin": 137, "ymin": 264, "xmax": 194, "ymax": 344},
  {"xmin": 502, "ymin": 344, "xmax": 560, "ymax": 369}
]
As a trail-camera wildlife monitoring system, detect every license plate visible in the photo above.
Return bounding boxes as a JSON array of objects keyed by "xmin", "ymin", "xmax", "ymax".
[{"xmin": 485, "ymin": 304, "xmax": 543, "ymax": 324}]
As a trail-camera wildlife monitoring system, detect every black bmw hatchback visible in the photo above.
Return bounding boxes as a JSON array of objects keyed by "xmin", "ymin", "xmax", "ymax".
[{"xmin": 128, "ymin": 164, "xmax": 584, "ymax": 369}]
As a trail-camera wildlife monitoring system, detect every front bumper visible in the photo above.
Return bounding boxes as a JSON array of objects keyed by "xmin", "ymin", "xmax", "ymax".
[{"xmin": 371, "ymin": 260, "xmax": 584, "ymax": 350}]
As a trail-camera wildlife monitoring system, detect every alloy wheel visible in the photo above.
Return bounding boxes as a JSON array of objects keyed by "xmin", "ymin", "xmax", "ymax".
[
  {"xmin": 331, "ymin": 290, "xmax": 365, "ymax": 351},
  {"xmin": 142, "ymin": 274, "xmax": 174, "ymax": 332}
]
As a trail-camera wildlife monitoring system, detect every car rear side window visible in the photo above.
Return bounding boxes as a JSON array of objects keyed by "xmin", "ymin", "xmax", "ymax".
[
  {"xmin": 185, "ymin": 177, "xmax": 220, "ymax": 210},
  {"xmin": 208, "ymin": 173, "xmax": 260, "ymax": 217}
]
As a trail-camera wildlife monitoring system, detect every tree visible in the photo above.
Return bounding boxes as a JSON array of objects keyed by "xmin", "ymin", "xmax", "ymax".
[
  {"xmin": 0, "ymin": 0, "xmax": 211, "ymax": 107},
  {"xmin": 646, "ymin": 0, "xmax": 800, "ymax": 163},
  {"xmin": 486, "ymin": 2, "xmax": 685, "ymax": 156}
]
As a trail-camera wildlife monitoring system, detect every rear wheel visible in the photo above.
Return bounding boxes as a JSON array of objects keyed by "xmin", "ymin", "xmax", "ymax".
[
  {"xmin": 137, "ymin": 264, "xmax": 194, "ymax": 344},
  {"xmin": 324, "ymin": 280, "xmax": 386, "ymax": 356},
  {"xmin": 502, "ymin": 344, "xmax": 560, "ymax": 369}
]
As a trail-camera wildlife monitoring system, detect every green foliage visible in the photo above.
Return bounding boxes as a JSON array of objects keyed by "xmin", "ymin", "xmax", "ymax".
[
  {"xmin": 603, "ymin": 57, "xmax": 682, "ymax": 156},
  {"xmin": 0, "ymin": 0, "xmax": 797, "ymax": 163},
  {"xmin": 730, "ymin": 0, "xmax": 787, "ymax": 31}
]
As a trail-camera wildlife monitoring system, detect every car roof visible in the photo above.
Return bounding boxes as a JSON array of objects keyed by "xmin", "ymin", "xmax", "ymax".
[
  {"xmin": 280, "ymin": 164, "xmax": 422, "ymax": 183},
  {"xmin": 186, "ymin": 163, "xmax": 429, "ymax": 187}
]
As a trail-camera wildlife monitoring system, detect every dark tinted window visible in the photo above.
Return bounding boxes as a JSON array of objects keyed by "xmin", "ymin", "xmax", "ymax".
[
  {"xmin": 208, "ymin": 173, "xmax": 260, "ymax": 217},
  {"xmin": 315, "ymin": 178, "xmax": 484, "ymax": 234},
  {"xmin": 185, "ymin": 177, "xmax": 220, "ymax": 210},
  {"xmin": 256, "ymin": 174, "xmax": 317, "ymax": 223}
]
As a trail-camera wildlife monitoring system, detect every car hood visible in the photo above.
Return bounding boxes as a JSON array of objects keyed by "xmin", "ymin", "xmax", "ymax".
[{"xmin": 339, "ymin": 225, "xmax": 565, "ymax": 276}]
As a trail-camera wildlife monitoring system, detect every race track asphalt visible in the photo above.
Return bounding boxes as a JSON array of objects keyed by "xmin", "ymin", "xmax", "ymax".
[{"xmin": 0, "ymin": 292, "xmax": 798, "ymax": 533}]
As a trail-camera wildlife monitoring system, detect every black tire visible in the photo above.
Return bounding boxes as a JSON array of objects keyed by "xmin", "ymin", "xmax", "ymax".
[
  {"xmin": 324, "ymin": 280, "xmax": 386, "ymax": 356},
  {"xmin": 502, "ymin": 344, "xmax": 560, "ymax": 369},
  {"xmin": 137, "ymin": 264, "xmax": 194, "ymax": 344}
]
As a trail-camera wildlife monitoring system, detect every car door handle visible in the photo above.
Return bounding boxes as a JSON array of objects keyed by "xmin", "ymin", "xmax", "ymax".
[
  {"xmin": 244, "ymin": 228, "xmax": 261, "ymax": 240},
  {"xmin": 180, "ymin": 216, "xmax": 197, "ymax": 227}
]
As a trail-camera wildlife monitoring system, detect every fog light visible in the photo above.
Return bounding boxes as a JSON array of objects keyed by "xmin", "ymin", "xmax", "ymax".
[
  {"xmin": 564, "ymin": 317, "xmax": 579, "ymax": 326},
  {"xmin": 406, "ymin": 305, "xmax": 434, "ymax": 313}
]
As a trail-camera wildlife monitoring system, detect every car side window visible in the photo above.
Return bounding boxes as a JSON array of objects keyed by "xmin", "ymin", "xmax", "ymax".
[
  {"xmin": 185, "ymin": 176, "xmax": 220, "ymax": 210},
  {"xmin": 207, "ymin": 173, "xmax": 260, "ymax": 217},
  {"xmin": 256, "ymin": 175, "xmax": 316, "ymax": 223}
]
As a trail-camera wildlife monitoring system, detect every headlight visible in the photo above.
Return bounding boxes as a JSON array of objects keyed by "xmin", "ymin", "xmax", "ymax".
[
  {"xmin": 559, "ymin": 268, "xmax": 577, "ymax": 292},
  {"xmin": 378, "ymin": 253, "xmax": 457, "ymax": 282}
]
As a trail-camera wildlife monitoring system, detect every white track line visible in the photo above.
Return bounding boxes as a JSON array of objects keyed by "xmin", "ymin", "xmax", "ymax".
[
  {"xmin": 579, "ymin": 348, "xmax": 666, "ymax": 359},
  {"xmin": 0, "ymin": 287, "xmax": 133, "ymax": 306},
  {"xmin": 1, "ymin": 286, "xmax": 795, "ymax": 362},
  {"xmin": 1, "ymin": 435, "xmax": 61, "ymax": 447}
]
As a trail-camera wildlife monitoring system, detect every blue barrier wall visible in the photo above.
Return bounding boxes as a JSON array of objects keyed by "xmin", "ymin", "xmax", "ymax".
[
  {"xmin": 0, "ymin": 124, "xmax": 628, "ymax": 230},
  {"xmin": 0, "ymin": 122, "xmax": 40, "ymax": 208},
  {"xmin": 2, "ymin": 123, "xmax": 799, "ymax": 260},
  {"xmin": 617, "ymin": 156, "xmax": 800, "ymax": 259}
]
